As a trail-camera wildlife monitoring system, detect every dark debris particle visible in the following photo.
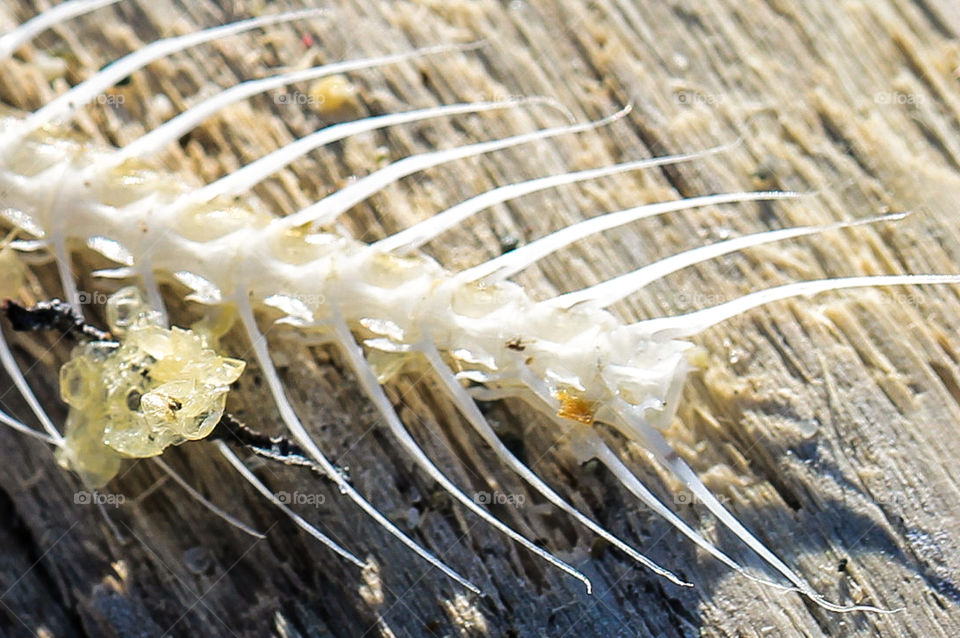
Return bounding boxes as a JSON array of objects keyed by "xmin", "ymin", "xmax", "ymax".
[{"xmin": 3, "ymin": 298, "xmax": 113, "ymax": 342}]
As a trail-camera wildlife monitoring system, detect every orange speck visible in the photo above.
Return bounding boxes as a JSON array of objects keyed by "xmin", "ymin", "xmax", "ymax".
[{"xmin": 555, "ymin": 389, "xmax": 595, "ymax": 426}]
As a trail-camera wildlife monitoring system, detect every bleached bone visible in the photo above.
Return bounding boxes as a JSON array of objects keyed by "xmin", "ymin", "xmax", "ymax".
[
  {"xmin": 466, "ymin": 366, "xmax": 875, "ymax": 608},
  {"xmin": 635, "ymin": 274, "xmax": 960, "ymax": 339},
  {"xmin": 609, "ymin": 398, "xmax": 892, "ymax": 613},
  {"xmin": 325, "ymin": 310, "xmax": 596, "ymax": 593},
  {"xmin": 546, "ymin": 212, "xmax": 908, "ymax": 309},
  {"xmin": 278, "ymin": 107, "xmax": 633, "ymax": 230},
  {"xmin": 24, "ymin": 9, "xmax": 326, "ymax": 131},
  {"xmin": 418, "ymin": 337, "xmax": 692, "ymax": 588},
  {"xmin": 179, "ymin": 97, "xmax": 568, "ymax": 206},
  {"xmin": 461, "ymin": 191, "xmax": 802, "ymax": 284},
  {"xmin": 151, "ymin": 456, "xmax": 266, "ymax": 540},
  {"xmin": 0, "ymin": 319, "xmax": 63, "ymax": 444},
  {"xmin": 4, "ymin": 2, "xmax": 959, "ymax": 610},
  {"xmin": 0, "ymin": 404, "xmax": 59, "ymax": 445},
  {"xmin": 216, "ymin": 441, "xmax": 365, "ymax": 567},
  {"xmin": 0, "ymin": 0, "xmax": 123, "ymax": 60},
  {"xmin": 374, "ymin": 141, "xmax": 738, "ymax": 254},
  {"xmin": 466, "ymin": 362, "xmax": 801, "ymax": 593},
  {"xmin": 234, "ymin": 292, "xmax": 483, "ymax": 594},
  {"xmin": 576, "ymin": 431, "xmax": 799, "ymax": 594},
  {"xmin": 114, "ymin": 42, "xmax": 484, "ymax": 162}
]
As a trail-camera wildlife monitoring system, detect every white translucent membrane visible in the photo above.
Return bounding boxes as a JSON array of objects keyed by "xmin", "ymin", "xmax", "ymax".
[
  {"xmin": 277, "ymin": 107, "xmax": 633, "ymax": 231},
  {"xmin": 25, "ymin": 9, "xmax": 326, "ymax": 130},
  {"xmin": 0, "ymin": 0, "xmax": 122, "ymax": 60},
  {"xmin": 114, "ymin": 42, "xmax": 483, "ymax": 162}
]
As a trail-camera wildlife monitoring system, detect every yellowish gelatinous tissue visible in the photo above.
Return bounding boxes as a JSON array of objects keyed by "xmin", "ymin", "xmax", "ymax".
[
  {"xmin": 56, "ymin": 287, "xmax": 245, "ymax": 487},
  {"xmin": 0, "ymin": 242, "xmax": 25, "ymax": 299},
  {"xmin": 308, "ymin": 74, "xmax": 358, "ymax": 115}
]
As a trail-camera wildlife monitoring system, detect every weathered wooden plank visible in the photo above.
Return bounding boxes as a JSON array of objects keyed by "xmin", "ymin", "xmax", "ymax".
[{"xmin": 0, "ymin": 1, "xmax": 959, "ymax": 636}]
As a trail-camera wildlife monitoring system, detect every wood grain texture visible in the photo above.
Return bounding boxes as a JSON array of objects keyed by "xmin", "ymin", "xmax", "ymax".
[{"xmin": 1, "ymin": 1, "xmax": 959, "ymax": 636}]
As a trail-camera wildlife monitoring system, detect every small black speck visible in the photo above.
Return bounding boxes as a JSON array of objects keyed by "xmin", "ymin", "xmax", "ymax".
[
  {"xmin": 499, "ymin": 234, "xmax": 520, "ymax": 254},
  {"xmin": 125, "ymin": 389, "xmax": 141, "ymax": 411},
  {"xmin": 506, "ymin": 337, "xmax": 525, "ymax": 351}
]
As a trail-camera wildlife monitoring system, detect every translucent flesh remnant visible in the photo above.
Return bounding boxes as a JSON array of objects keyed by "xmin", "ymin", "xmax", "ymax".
[
  {"xmin": 0, "ymin": 242, "xmax": 25, "ymax": 298},
  {"xmin": 56, "ymin": 286, "xmax": 244, "ymax": 486}
]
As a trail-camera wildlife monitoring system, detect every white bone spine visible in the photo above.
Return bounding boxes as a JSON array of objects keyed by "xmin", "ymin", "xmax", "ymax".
[
  {"xmin": 0, "ymin": 119, "xmax": 695, "ymax": 431},
  {"xmin": 4, "ymin": 1, "xmax": 959, "ymax": 612}
]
